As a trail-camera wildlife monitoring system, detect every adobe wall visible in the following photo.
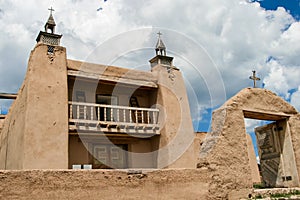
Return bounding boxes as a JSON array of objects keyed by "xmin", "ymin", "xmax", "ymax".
[
  {"xmin": 69, "ymin": 135, "xmax": 90, "ymax": 168},
  {"xmin": 129, "ymin": 139, "xmax": 155, "ymax": 168},
  {"xmin": 198, "ymin": 88, "xmax": 300, "ymax": 197},
  {"xmin": 246, "ymin": 133, "xmax": 261, "ymax": 184},
  {"xmin": 288, "ymin": 114, "xmax": 300, "ymax": 181},
  {"xmin": 0, "ymin": 118, "xmax": 4, "ymax": 131},
  {"xmin": 22, "ymin": 44, "xmax": 69, "ymax": 169},
  {"xmin": 198, "ymin": 108, "xmax": 253, "ymax": 199},
  {"xmin": 0, "ymin": 169, "xmax": 211, "ymax": 200},
  {"xmin": 0, "ymin": 44, "xmax": 69, "ymax": 169},
  {"xmin": 151, "ymin": 64, "xmax": 196, "ymax": 169},
  {"xmin": 0, "ymin": 82, "xmax": 28, "ymax": 169}
]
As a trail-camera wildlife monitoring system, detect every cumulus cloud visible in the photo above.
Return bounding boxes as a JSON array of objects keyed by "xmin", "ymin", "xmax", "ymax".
[
  {"xmin": 1, "ymin": 0, "xmax": 300, "ymax": 130},
  {"xmin": 263, "ymin": 60, "xmax": 290, "ymax": 98},
  {"xmin": 291, "ymin": 86, "xmax": 300, "ymax": 112},
  {"xmin": 244, "ymin": 118, "xmax": 262, "ymax": 133},
  {"xmin": 263, "ymin": 59, "xmax": 300, "ymax": 101}
]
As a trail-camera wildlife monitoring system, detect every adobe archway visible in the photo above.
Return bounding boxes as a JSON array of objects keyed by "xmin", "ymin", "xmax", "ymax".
[{"xmin": 198, "ymin": 88, "xmax": 300, "ymax": 199}]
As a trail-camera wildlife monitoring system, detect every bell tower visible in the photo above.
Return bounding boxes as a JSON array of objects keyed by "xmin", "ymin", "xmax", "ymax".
[
  {"xmin": 149, "ymin": 32, "xmax": 195, "ymax": 169},
  {"xmin": 149, "ymin": 32, "xmax": 174, "ymax": 68},
  {"xmin": 36, "ymin": 7, "xmax": 62, "ymax": 49}
]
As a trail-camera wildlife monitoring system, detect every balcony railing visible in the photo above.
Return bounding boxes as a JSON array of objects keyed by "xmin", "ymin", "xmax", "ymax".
[{"xmin": 68, "ymin": 102, "xmax": 160, "ymax": 134}]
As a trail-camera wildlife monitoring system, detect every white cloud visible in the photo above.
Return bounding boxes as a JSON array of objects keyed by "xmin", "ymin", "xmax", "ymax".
[
  {"xmin": 291, "ymin": 86, "xmax": 300, "ymax": 112},
  {"xmin": 263, "ymin": 60, "xmax": 290, "ymax": 98},
  {"xmin": 263, "ymin": 59, "xmax": 300, "ymax": 103},
  {"xmin": 1, "ymin": 0, "xmax": 300, "ymax": 131},
  {"xmin": 244, "ymin": 118, "xmax": 261, "ymax": 133}
]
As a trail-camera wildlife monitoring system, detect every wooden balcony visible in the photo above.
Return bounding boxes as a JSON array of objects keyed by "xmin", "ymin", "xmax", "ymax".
[{"xmin": 68, "ymin": 102, "xmax": 160, "ymax": 135}]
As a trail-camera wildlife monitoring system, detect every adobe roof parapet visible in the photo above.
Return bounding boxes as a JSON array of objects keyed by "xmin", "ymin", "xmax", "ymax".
[{"xmin": 220, "ymin": 88, "xmax": 298, "ymax": 116}]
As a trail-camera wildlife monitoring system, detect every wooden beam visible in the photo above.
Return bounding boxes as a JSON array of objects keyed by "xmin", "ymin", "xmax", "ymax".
[
  {"xmin": 67, "ymin": 70, "xmax": 158, "ymax": 88},
  {"xmin": 0, "ymin": 93, "xmax": 17, "ymax": 99},
  {"xmin": 243, "ymin": 109, "xmax": 291, "ymax": 121}
]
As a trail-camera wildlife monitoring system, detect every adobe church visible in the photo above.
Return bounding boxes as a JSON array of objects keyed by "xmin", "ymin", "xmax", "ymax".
[{"xmin": 1, "ymin": 10, "xmax": 300, "ymax": 192}]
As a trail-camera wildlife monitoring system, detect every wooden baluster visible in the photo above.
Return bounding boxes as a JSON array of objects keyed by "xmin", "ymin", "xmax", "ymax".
[
  {"xmin": 147, "ymin": 111, "xmax": 150, "ymax": 124},
  {"xmin": 90, "ymin": 106, "xmax": 93, "ymax": 120},
  {"xmin": 111, "ymin": 107, "xmax": 113, "ymax": 122},
  {"xmin": 104, "ymin": 107, "xmax": 107, "ymax": 121},
  {"xmin": 123, "ymin": 109, "xmax": 126, "ymax": 122},
  {"xmin": 153, "ymin": 111, "xmax": 156, "ymax": 124},
  {"xmin": 129, "ymin": 109, "xmax": 132, "ymax": 123},
  {"xmin": 141, "ymin": 110, "xmax": 144, "ymax": 124},
  {"xmin": 135, "ymin": 109, "xmax": 138, "ymax": 123},
  {"xmin": 77, "ymin": 105, "xmax": 79, "ymax": 119},
  {"xmin": 84, "ymin": 106, "xmax": 87, "ymax": 120},
  {"xmin": 97, "ymin": 107, "xmax": 100, "ymax": 121},
  {"xmin": 69, "ymin": 104, "xmax": 73, "ymax": 119},
  {"xmin": 117, "ymin": 108, "xmax": 120, "ymax": 122}
]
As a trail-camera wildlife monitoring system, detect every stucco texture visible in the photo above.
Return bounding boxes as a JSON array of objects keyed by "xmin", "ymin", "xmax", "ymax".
[
  {"xmin": 198, "ymin": 88, "xmax": 300, "ymax": 199},
  {"xmin": 0, "ymin": 44, "xmax": 69, "ymax": 169},
  {"xmin": 0, "ymin": 169, "xmax": 210, "ymax": 200}
]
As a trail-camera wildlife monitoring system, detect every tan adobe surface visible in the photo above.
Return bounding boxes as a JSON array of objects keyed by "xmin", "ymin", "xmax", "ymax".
[
  {"xmin": 223, "ymin": 88, "xmax": 297, "ymax": 115},
  {"xmin": 0, "ymin": 169, "xmax": 211, "ymax": 200},
  {"xmin": 198, "ymin": 87, "xmax": 300, "ymax": 198}
]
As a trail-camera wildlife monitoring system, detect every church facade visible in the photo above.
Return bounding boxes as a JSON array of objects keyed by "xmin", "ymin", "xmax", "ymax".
[
  {"xmin": 3, "ymin": 11, "xmax": 300, "ymax": 194},
  {"xmin": 0, "ymin": 12, "xmax": 196, "ymax": 170}
]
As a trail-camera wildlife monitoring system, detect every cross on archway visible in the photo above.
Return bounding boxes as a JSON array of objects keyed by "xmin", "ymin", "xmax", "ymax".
[{"xmin": 249, "ymin": 70, "xmax": 260, "ymax": 88}]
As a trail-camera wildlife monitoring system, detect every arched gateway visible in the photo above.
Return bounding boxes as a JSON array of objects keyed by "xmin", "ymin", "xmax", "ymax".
[{"xmin": 198, "ymin": 88, "xmax": 300, "ymax": 197}]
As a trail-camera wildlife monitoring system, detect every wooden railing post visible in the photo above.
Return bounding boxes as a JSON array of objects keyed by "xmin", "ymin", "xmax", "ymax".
[
  {"xmin": 117, "ymin": 108, "xmax": 120, "ymax": 122},
  {"xmin": 141, "ymin": 110, "xmax": 144, "ymax": 123},
  {"xmin": 135, "ymin": 110, "xmax": 138, "ymax": 123},
  {"xmin": 68, "ymin": 102, "xmax": 159, "ymax": 130},
  {"xmin": 90, "ymin": 106, "xmax": 93, "ymax": 120},
  {"xmin": 129, "ymin": 109, "xmax": 132, "ymax": 123},
  {"xmin": 77, "ymin": 105, "xmax": 79, "ymax": 119},
  {"xmin": 70, "ymin": 104, "xmax": 73, "ymax": 119},
  {"xmin": 123, "ymin": 109, "xmax": 126, "ymax": 122},
  {"xmin": 84, "ymin": 106, "xmax": 87, "ymax": 120},
  {"xmin": 147, "ymin": 111, "xmax": 150, "ymax": 124}
]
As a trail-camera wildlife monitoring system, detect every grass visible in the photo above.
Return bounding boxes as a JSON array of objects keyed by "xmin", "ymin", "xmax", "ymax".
[
  {"xmin": 251, "ymin": 189, "xmax": 300, "ymax": 199},
  {"xmin": 270, "ymin": 189, "xmax": 300, "ymax": 198}
]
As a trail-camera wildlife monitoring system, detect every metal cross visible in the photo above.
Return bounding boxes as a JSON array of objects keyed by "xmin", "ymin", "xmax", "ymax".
[
  {"xmin": 157, "ymin": 31, "xmax": 162, "ymax": 38},
  {"xmin": 249, "ymin": 70, "xmax": 260, "ymax": 88},
  {"xmin": 48, "ymin": 7, "xmax": 55, "ymax": 14}
]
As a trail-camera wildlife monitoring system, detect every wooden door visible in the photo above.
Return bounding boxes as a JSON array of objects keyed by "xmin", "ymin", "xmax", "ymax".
[
  {"xmin": 255, "ymin": 122, "xmax": 282, "ymax": 187},
  {"xmin": 93, "ymin": 144, "xmax": 127, "ymax": 169}
]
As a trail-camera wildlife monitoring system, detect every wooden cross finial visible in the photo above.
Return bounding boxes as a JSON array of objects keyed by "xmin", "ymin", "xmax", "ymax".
[
  {"xmin": 249, "ymin": 70, "xmax": 260, "ymax": 88},
  {"xmin": 48, "ymin": 7, "xmax": 55, "ymax": 15}
]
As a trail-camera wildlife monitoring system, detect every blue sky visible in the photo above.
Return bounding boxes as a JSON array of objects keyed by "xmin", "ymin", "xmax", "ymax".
[
  {"xmin": 254, "ymin": 0, "xmax": 300, "ymax": 20},
  {"xmin": 198, "ymin": 0, "xmax": 300, "ymax": 132},
  {"xmin": 1, "ymin": 0, "xmax": 300, "ymax": 149}
]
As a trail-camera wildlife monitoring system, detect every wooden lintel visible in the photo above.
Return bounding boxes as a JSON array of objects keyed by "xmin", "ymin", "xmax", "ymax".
[
  {"xmin": 243, "ymin": 110, "xmax": 292, "ymax": 121},
  {"xmin": 67, "ymin": 70, "xmax": 158, "ymax": 88},
  {"xmin": 0, "ymin": 93, "xmax": 17, "ymax": 99}
]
